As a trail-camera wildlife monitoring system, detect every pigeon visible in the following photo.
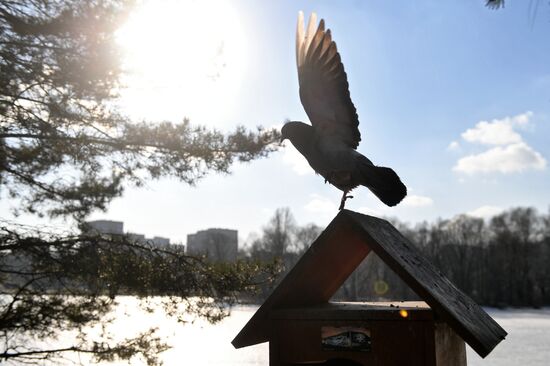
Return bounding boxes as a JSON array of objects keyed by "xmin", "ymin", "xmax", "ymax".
[{"xmin": 281, "ymin": 12, "xmax": 407, "ymax": 210}]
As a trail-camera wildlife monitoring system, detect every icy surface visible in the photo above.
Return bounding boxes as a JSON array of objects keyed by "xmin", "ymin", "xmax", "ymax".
[
  {"xmin": 172, "ymin": 306, "xmax": 550, "ymax": 366},
  {"xmin": 24, "ymin": 301, "xmax": 550, "ymax": 365},
  {"xmin": 466, "ymin": 308, "xmax": 550, "ymax": 366}
]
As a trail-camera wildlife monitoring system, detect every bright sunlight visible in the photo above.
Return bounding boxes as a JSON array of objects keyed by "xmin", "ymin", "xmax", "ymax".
[{"xmin": 116, "ymin": 0, "xmax": 247, "ymax": 123}]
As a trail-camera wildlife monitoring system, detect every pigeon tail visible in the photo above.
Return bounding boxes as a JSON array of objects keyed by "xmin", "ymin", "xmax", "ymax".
[{"xmin": 359, "ymin": 164, "xmax": 407, "ymax": 207}]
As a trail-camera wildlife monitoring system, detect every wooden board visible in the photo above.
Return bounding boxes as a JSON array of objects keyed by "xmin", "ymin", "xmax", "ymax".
[
  {"xmin": 232, "ymin": 214, "xmax": 371, "ymax": 348},
  {"xmin": 343, "ymin": 210, "xmax": 506, "ymax": 357},
  {"xmin": 267, "ymin": 303, "xmax": 465, "ymax": 366},
  {"xmin": 232, "ymin": 210, "xmax": 506, "ymax": 358},
  {"xmin": 270, "ymin": 317, "xmax": 433, "ymax": 366},
  {"xmin": 435, "ymin": 323, "xmax": 467, "ymax": 366},
  {"xmin": 270, "ymin": 301, "xmax": 433, "ymax": 321}
]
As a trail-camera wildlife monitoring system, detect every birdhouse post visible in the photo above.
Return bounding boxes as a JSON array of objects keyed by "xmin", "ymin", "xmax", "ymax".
[{"xmin": 232, "ymin": 210, "xmax": 507, "ymax": 366}]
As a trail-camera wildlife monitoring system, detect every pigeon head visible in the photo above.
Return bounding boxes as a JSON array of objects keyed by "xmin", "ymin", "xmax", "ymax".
[{"xmin": 281, "ymin": 121, "xmax": 314, "ymax": 148}]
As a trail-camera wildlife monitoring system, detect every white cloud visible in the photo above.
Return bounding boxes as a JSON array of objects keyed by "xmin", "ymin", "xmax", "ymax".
[
  {"xmin": 402, "ymin": 195, "xmax": 434, "ymax": 207},
  {"xmin": 512, "ymin": 111, "xmax": 532, "ymax": 126},
  {"xmin": 447, "ymin": 141, "xmax": 460, "ymax": 151},
  {"xmin": 467, "ymin": 205, "xmax": 504, "ymax": 219},
  {"xmin": 282, "ymin": 143, "xmax": 313, "ymax": 175},
  {"xmin": 451, "ymin": 111, "xmax": 546, "ymax": 176},
  {"xmin": 461, "ymin": 120, "xmax": 521, "ymax": 145},
  {"xmin": 304, "ymin": 194, "xmax": 337, "ymax": 213},
  {"xmin": 460, "ymin": 111, "xmax": 533, "ymax": 146},
  {"xmin": 453, "ymin": 142, "xmax": 547, "ymax": 174}
]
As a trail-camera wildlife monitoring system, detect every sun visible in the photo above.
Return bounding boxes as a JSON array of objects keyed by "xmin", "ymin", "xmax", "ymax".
[{"xmin": 116, "ymin": 0, "xmax": 247, "ymax": 123}]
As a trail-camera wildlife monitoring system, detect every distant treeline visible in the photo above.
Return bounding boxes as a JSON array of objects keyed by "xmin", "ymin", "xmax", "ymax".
[{"xmin": 242, "ymin": 206, "xmax": 550, "ymax": 308}]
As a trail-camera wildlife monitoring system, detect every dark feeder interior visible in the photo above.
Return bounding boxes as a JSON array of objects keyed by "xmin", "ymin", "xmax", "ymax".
[{"xmin": 232, "ymin": 210, "xmax": 507, "ymax": 366}]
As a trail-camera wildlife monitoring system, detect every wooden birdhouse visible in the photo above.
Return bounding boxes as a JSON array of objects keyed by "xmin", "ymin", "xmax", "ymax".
[{"xmin": 232, "ymin": 210, "xmax": 507, "ymax": 366}]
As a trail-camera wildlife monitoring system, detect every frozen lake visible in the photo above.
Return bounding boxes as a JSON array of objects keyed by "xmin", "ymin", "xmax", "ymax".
[
  {"xmin": 168, "ymin": 306, "xmax": 550, "ymax": 366},
  {"xmin": 61, "ymin": 301, "xmax": 549, "ymax": 365},
  {"xmin": 7, "ymin": 298, "xmax": 548, "ymax": 365}
]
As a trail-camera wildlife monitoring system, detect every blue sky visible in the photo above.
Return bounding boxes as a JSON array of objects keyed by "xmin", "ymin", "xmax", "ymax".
[{"xmin": 3, "ymin": 0, "xmax": 550, "ymax": 245}]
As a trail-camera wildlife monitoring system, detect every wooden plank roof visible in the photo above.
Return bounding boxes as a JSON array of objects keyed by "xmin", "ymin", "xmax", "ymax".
[{"xmin": 232, "ymin": 210, "xmax": 507, "ymax": 358}]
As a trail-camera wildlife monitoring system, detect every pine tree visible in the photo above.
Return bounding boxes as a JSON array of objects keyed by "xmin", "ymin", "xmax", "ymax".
[{"xmin": 0, "ymin": 0, "xmax": 279, "ymax": 363}]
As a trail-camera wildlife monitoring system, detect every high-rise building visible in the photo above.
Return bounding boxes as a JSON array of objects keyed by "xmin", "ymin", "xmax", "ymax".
[
  {"xmin": 83, "ymin": 220, "xmax": 183, "ymax": 251},
  {"xmin": 187, "ymin": 228, "xmax": 238, "ymax": 262},
  {"xmin": 85, "ymin": 220, "xmax": 124, "ymax": 235}
]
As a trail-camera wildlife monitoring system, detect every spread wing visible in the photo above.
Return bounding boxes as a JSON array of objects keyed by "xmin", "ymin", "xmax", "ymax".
[{"xmin": 296, "ymin": 12, "xmax": 361, "ymax": 149}]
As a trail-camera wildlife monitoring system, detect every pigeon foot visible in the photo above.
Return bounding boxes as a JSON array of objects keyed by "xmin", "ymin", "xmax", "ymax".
[{"xmin": 338, "ymin": 190, "xmax": 354, "ymax": 210}]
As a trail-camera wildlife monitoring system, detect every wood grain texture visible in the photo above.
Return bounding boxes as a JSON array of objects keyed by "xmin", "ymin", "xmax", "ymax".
[
  {"xmin": 232, "ymin": 214, "xmax": 371, "ymax": 348},
  {"xmin": 434, "ymin": 323, "xmax": 467, "ymax": 366},
  {"xmin": 232, "ymin": 210, "xmax": 506, "ymax": 358},
  {"xmin": 268, "ymin": 303, "xmax": 456, "ymax": 366},
  {"xmin": 342, "ymin": 210, "xmax": 506, "ymax": 357},
  {"xmin": 270, "ymin": 301, "xmax": 433, "ymax": 321},
  {"xmin": 272, "ymin": 319, "xmax": 431, "ymax": 366}
]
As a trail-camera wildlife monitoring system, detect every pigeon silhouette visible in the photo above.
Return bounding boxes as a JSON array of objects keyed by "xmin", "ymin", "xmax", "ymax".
[{"xmin": 281, "ymin": 12, "xmax": 407, "ymax": 210}]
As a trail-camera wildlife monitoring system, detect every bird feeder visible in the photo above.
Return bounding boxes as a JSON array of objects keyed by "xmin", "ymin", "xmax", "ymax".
[{"xmin": 232, "ymin": 210, "xmax": 507, "ymax": 366}]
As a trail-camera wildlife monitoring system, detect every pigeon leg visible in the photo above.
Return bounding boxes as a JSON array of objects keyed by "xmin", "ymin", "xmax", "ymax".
[{"xmin": 338, "ymin": 190, "xmax": 354, "ymax": 210}]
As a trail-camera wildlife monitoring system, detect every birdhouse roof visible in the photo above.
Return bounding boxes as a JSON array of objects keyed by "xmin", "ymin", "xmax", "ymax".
[{"xmin": 232, "ymin": 210, "xmax": 506, "ymax": 358}]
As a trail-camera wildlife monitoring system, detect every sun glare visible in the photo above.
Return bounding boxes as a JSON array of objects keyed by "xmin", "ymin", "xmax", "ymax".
[{"xmin": 116, "ymin": 0, "xmax": 247, "ymax": 123}]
